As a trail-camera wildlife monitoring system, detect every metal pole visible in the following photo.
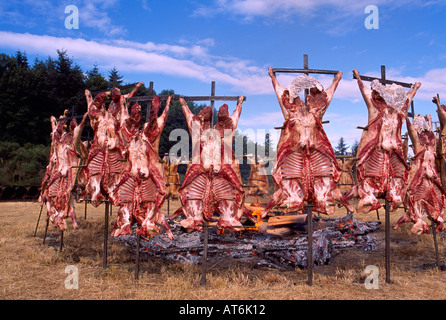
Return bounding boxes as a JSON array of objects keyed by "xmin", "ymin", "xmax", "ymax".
[
  {"xmin": 385, "ymin": 199, "xmax": 391, "ymax": 283},
  {"xmin": 431, "ymin": 219, "xmax": 441, "ymax": 269},
  {"xmin": 306, "ymin": 204, "xmax": 313, "ymax": 286},
  {"xmin": 210, "ymin": 81, "xmax": 216, "ymax": 128},
  {"xmin": 34, "ymin": 205, "xmax": 43, "ymax": 237},
  {"xmin": 103, "ymin": 200, "xmax": 109, "ymax": 269},
  {"xmin": 135, "ymin": 234, "xmax": 141, "ymax": 280},
  {"xmin": 60, "ymin": 230, "xmax": 64, "ymax": 252},
  {"xmin": 201, "ymin": 221, "xmax": 209, "ymax": 286},
  {"xmin": 304, "ymin": 54, "xmax": 309, "ymax": 102},
  {"xmin": 43, "ymin": 218, "xmax": 49, "ymax": 244}
]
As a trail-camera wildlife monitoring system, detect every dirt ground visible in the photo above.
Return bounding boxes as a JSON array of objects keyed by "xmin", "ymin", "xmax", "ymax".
[{"xmin": 0, "ymin": 198, "xmax": 445, "ymax": 301}]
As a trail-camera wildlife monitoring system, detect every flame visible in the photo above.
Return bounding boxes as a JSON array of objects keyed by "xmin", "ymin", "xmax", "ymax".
[{"xmin": 244, "ymin": 209, "xmax": 264, "ymax": 232}]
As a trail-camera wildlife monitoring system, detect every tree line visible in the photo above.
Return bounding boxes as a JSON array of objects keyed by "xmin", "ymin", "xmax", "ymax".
[{"xmin": 0, "ymin": 50, "xmax": 269, "ymax": 186}]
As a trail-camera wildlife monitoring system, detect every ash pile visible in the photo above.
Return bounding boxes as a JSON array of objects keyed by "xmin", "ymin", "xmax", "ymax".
[{"xmin": 115, "ymin": 213, "xmax": 380, "ymax": 270}]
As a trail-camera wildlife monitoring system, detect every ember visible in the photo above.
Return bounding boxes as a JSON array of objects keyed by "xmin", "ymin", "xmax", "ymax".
[{"xmin": 114, "ymin": 213, "xmax": 380, "ymax": 270}]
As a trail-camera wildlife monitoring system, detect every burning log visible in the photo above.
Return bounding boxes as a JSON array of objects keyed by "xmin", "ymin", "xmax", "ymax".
[{"xmin": 113, "ymin": 213, "xmax": 381, "ymax": 270}]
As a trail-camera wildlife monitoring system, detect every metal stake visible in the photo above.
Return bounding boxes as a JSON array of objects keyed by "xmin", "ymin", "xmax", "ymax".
[
  {"xmin": 103, "ymin": 200, "xmax": 109, "ymax": 269},
  {"xmin": 34, "ymin": 205, "xmax": 43, "ymax": 237},
  {"xmin": 201, "ymin": 220, "xmax": 209, "ymax": 286},
  {"xmin": 430, "ymin": 219, "xmax": 441, "ymax": 269},
  {"xmin": 60, "ymin": 230, "xmax": 64, "ymax": 252},
  {"xmin": 385, "ymin": 199, "xmax": 391, "ymax": 284},
  {"xmin": 43, "ymin": 218, "xmax": 49, "ymax": 244},
  {"xmin": 306, "ymin": 204, "xmax": 313, "ymax": 286},
  {"xmin": 135, "ymin": 234, "xmax": 141, "ymax": 280}
]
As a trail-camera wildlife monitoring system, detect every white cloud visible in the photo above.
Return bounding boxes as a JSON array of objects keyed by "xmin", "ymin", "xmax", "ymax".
[{"xmin": 1, "ymin": 30, "xmax": 445, "ymax": 107}]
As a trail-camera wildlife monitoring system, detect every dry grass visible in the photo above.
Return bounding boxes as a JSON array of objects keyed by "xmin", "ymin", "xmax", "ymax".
[{"xmin": 0, "ymin": 199, "xmax": 445, "ymax": 300}]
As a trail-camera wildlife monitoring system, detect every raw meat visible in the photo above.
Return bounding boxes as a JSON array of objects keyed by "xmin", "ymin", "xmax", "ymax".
[
  {"xmin": 337, "ymin": 157, "xmax": 357, "ymax": 196},
  {"xmin": 247, "ymin": 154, "xmax": 270, "ymax": 201},
  {"xmin": 163, "ymin": 156, "xmax": 180, "ymax": 200},
  {"xmin": 433, "ymin": 96, "xmax": 446, "ymax": 189},
  {"xmin": 109, "ymin": 96, "xmax": 173, "ymax": 239},
  {"xmin": 261, "ymin": 67, "xmax": 353, "ymax": 218},
  {"xmin": 82, "ymin": 82, "xmax": 143, "ymax": 206},
  {"xmin": 42, "ymin": 112, "xmax": 88, "ymax": 230},
  {"xmin": 178, "ymin": 96, "xmax": 254, "ymax": 231},
  {"xmin": 346, "ymin": 70, "xmax": 421, "ymax": 213},
  {"xmin": 394, "ymin": 115, "xmax": 445, "ymax": 234}
]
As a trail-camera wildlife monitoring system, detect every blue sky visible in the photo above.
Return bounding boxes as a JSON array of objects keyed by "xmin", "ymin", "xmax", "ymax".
[{"xmin": 1, "ymin": 0, "xmax": 446, "ymax": 151}]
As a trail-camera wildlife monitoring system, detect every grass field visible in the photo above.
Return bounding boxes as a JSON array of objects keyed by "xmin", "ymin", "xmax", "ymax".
[{"xmin": 0, "ymin": 199, "xmax": 444, "ymax": 301}]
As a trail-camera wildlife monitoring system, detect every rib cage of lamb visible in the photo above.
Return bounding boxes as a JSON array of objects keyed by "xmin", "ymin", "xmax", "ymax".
[
  {"xmin": 345, "ymin": 70, "xmax": 421, "ymax": 213},
  {"xmin": 261, "ymin": 67, "xmax": 354, "ymax": 218}
]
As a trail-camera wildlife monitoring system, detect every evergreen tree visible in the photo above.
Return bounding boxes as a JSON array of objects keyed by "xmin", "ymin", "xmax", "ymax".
[
  {"xmin": 335, "ymin": 137, "xmax": 349, "ymax": 156},
  {"xmin": 108, "ymin": 67, "xmax": 123, "ymax": 87},
  {"xmin": 85, "ymin": 64, "xmax": 110, "ymax": 92}
]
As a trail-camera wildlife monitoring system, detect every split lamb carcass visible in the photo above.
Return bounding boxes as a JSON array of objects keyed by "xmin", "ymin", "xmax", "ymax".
[
  {"xmin": 163, "ymin": 156, "xmax": 181, "ymax": 200},
  {"xmin": 39, "ymin": 111, "xmax": 68, "ymax": 205},
  {"xmin": 247, "ymin": 154, "xmax": 270, "ymax": 201},
  {"xmin": 82, "ymin": 82, "xmax": 143, "ymax": 206},
  {"xmin": 346, "ymin": 70, "xmax": 421, "ymax": 213},
  {"xmin": 432, "ymin": 96, "xmax": 446, "ymax": 189},
  {"xmin": 337, "ymin": 157, "xmax": 357, "ymax": 196},
  {"xmin": 44, "ymin": 113, "xmax": 88, "ymax": 230},
  {"xmin": 261, "ymin": 67, "xmax": 354, "ymax": 218},
  {"xmin": 394, "ymin": 115, "xmax": 445, "ymax": 234},
  {"xmin": 177, "ymin": 96, "xmax": 255, "ymax": 231},
  {"xmin": 109, "ymin": 96, "xmax": 173, "ymax": 239}
]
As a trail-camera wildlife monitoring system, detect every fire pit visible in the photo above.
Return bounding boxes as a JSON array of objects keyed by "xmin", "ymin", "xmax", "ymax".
[{"xmin": 114, "ymin": 213, "xmax": 381, "ymax": 270}]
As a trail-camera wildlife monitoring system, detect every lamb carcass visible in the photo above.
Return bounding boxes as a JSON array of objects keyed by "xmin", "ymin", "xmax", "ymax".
[
  {"xmin": 109, "ymin": 96, "xmax": 172, "ymax": 239},
  {"xmin": 394, "ymin": 115, "xmax": 445, "ymax": 234},
  {"xmin": 346, "ymin": 70, "xmax": 421, "ymax": 213},
  {"xmin": 163, "ymin": 156, "xmax": 180, "ymax": 200},
  {"xmin": 42, "ymin": 113, "xmax": 88, "ymax": 230},
  {"xmin": 261, "ymin": 67, "xmax": 353, "ymax": 218},
  {"xmin": 177, "ymin": 96, "xmax": 254, "ymax": 231},
  {"xmin": 433, "ymin": 96, "xmax": 446, "ymax": 189},
  {"xmin": 247, "ymin": 154, "xmax": 269, "ymax": 201},
  {"xmin": 82, "ymin": 82, "xmax": 142, "ymax": 206},
  {"xmin": 337, "ymin": 157, "xmax": 357, "ymax": 196}
]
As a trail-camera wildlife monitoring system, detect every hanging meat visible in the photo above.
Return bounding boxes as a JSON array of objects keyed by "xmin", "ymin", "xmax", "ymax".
[
  {"xmin": 39, "ymin": 111, "xmax": 69, "ymax": 205},
  {"xmin": 177, "ymin": 96, "xmax": 253, "ymax": 231},
  {"xmin": 337, "ymin": 157, "xmax": 357, "ymax": 196},
  {"xmin": 41, "ymin": 112, "xmax": 88, "ymax": 230},
  {"xmin": 346, "ymin": 70, "xmax": 421, "ymax": 213},
  {"xmin": 261, "ymin": 67, "xmax": 353, "ymax": 218},
  {"xmin": 109, "ymin": 96, "xmax": 173, "ymax": 239},
  {"xmin": 247, "ymin": 154, "xmax": 269, "ymax": 201},
  {"xmin": 82, "ymin": 82, "xmax": 143, "ymax": 206},
  {"xmin": 163, "ymin": 156, "xmax": 180, "ymax": 200},
  {"xmin": 393, "ymin": 115, "xmax": 445, "ymax": 234},
  {"xmin": 433, "ymin": 96, "xmax": 446, "ymax": 189}
]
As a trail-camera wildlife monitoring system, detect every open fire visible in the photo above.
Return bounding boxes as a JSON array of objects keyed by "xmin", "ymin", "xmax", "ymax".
[{"xmin": 114, "ymin": 211, "xmax": 381, "ymax": 270}]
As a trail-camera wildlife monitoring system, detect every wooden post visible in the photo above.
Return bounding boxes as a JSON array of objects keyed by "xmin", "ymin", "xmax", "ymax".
[
  {"xmin": 201, "ymin": 221, "xmax": 209, "ymax": 286},
  {"xmin": 385, "ymin": 199, "xmax": 391, "ymax": 283},
  {"xmin": 210, "ymin": 81, "xmax": 216, "ymax": 127},
  {"xmin": 145, "ymin": 81, "xmax": 154, "ymax": 121}
]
